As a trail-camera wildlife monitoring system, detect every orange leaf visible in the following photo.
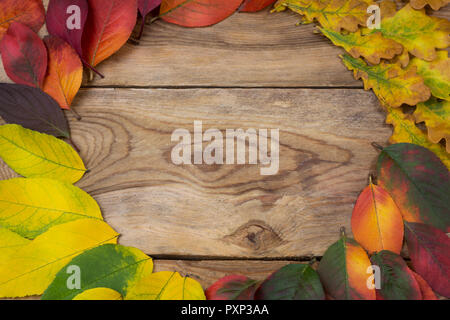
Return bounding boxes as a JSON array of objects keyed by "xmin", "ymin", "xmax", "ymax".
[
  {"xmin": 43, "ymin": 36, "xmax": 83, "ymax": 110},
  {"xmin": 351, "ymin": 180, "xmax": 404, "ymax": 254},
  {"xmin": 0, "ymin": 0, "xmax": 45, "ymax": 42},
  {"xmin": 82, "ymin": 0, "xmax": 138, "ymax": 67},
  {"xmin": 412, "ymin": 271, "xmax": 438, "ymax": 300}
]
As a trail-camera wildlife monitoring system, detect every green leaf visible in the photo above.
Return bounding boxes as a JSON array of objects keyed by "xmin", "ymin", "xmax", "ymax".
[
  {"xmin": 254, "ymin": 264, "xmax": 325, "ymax": 300},
  {"xmin": 0, "ymin": 124, "xmax": 86, "ymax": 183},
  {"xmin": 42, "ymin": 244, "xmax": 153, "ymax": 300},
  {"xmin": 377, "ymin": 143, "xmax": 450, "ymax": 232}
]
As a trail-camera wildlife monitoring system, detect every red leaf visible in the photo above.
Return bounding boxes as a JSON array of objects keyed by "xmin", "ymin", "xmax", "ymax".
[
  {"xmin": 0, "ymin": 0, "xmax": 45, "ymax": 42},
  {"xmin": 82, "ymin": 0, "xmax": 138, "ymax": 67},
  {"xmin": 160, "ymin": 0, "xmax": 243, "ymax": 27},
  {"xmin": 240, "ymin": 0, "xmax": 276, "ymax": 12},
  {"xmin": 0, "ymin": 22, "xmax": 47, "ymax": 88},
  {"xmin": 43, "ymin": 36, "xmax": 83, "ymax": 110},
  {"xmin": 412, "ymin": 271, "xmax": 438, "ymax": 300},
  {"xmin": 46, "ymin": 0, "xmax": 89, "ymax": 58},
  {"xmin": 206, "ymin": 275, "xmax": 259, "ymax": 300},
  {"xmin": 139, "ymin": 0, "xmax": 162, "ymax": 16},
  {"xmin": 404, "ymin": 222, "xmax": 450, "ymax": 298}
]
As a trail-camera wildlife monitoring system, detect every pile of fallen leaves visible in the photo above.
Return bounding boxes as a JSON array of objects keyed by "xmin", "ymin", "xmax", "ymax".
[{"xmin": 0, "ymin": 0, "xmax": 448, "ymax": 300}]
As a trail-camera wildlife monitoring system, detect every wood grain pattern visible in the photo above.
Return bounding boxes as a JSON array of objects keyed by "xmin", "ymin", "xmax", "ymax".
[{"xmin": 0, "ymin": 88, "xmax": 391, "ymax": 258}]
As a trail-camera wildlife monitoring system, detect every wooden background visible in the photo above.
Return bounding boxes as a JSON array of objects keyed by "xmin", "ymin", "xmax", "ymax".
[{"xmin": 0, "ymin": 4, "xmax": 448, "ymax": 289}]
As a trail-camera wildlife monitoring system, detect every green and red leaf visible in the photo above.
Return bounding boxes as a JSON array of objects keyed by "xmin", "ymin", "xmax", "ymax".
[
  {"xmin": 317, "ymin": 233, "xmax": 376, "ymax": 300},
  {"xmin": 0, "ymin": 22, "xmax": 47, "ymax": 88},
  {"xmin": 0, "ymin": 0, "xmax": 45, "ymax": 42},
  {"xmin": 377, "ymin": 143, "xmax": 450, "ymax": 232},
  {"xmin": 370, "ymin": 250, "xmax": 422, "ymax": 300},
  {"xmin": 160, "ymin": 0, "xmax": 243, "ymax": 27},
  {"xmin": 351, "ymin": 181, "xmax": 404, "ymax": 254},
  {"xmin": 404, "ymin": 222, "xmax": 450, "ymax": 298},
  {"xmin": 254, "ymin": 264, "xmax": 325, "ymax": 300},
  {"xmin": 206, "ymin": 275, "xmax": 260, "ymax": 300}
]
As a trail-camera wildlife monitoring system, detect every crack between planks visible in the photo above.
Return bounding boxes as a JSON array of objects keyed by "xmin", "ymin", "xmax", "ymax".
[{"xmin": 81, "ymin": 85, "xmax": 364, "ymax": 90}]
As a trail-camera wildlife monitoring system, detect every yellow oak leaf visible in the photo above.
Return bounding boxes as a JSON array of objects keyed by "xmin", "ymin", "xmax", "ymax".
[
  {"xmin": 320, "ymin": 28, "xmax": 402, "ymax": 64},
  {"xmin": 408, "ymin": 51, "xmax": 450, "ymax": 101},
  {"xmin": 273, "ymin": 0, "xmax": 373, "ymax": 32},
  {"xmin": 374, "ymin": 4, "xmax": 450, "ymax": 61},
  {"xmin": 414, "ymin": 97, "xmax": 450, "ymax": 152},
  {"xmin": 386, "ymin": 106, "xmax": 450, "ymax": 169},
  {"xmin": 0, "ymin": 124, "xmax": 86, "ymax": 183},
  {"xmin": 0, "ymin": 219, "xmax": 118, "ymax": 298},
  {"xmin": 0, "ymin": 178, "xmax": 103, "ymax": 239},
  {"xmin": 125, "ymin": 271, "xmax": 206, "ymax": 300},
  {"xmin": 341, "ymin": 54, "xmax": 430, "ymax": 107},
  {"xmin": 73, "ymin": 288, "xmax": 123, "ymax": 300},
  {"xmin": 409, "ymin": 0, "xmax": 450, "ymax": 10}
]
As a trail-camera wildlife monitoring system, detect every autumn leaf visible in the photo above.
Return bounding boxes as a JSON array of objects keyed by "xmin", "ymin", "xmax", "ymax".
[
  {"xmin": 341, "ymin": 54, "xmax": 430, "ymax": 107},
  {"xmin": 0, "ymin": 0, "xmax": 45, "ymax": 41},
  {"xmin": 370, "ymin": 250, "xmax": 422, "ymax": 300},
  {"xmin": 137, "ymin": 0, "xmax": 162, "ymax": 38},
  {"xmin": 0, "ymin": 22, "xmax": 47, "ymax": 88},
  {"xmin": 73, "ymin": 288, "xmax": 123, "ymax": 300},
  {"xmin": 411, "ymin": 271, "xmax": 438, "ymax": 300},
  {"xmin": 384, "ymin": 107, "xmax": 450, "ymax": 170},
  {"xmin": 82, "ymin": 0, "xmax": 138, "ymax": 67},
  {"xmin": 409, "ymin": 0, "xmax": 450, "ymax": 10},
  {"xmin": 0, "ymin": 178, "xmax": 102, "ymax": 239},
  {"xmin": 273, "ymin": 0, "xmax": 372, "ymax": 32},
  {"xmin": 0, "ymin": 124, "xmax": 86, "ymax": 184},
  {"xmin": 46, "ymin": 0, "xmax": 89, "ymax": 58},
  {"xmin": 404, "ymin": 222, "xmax": 450, "ymax": 298},
  {"xmin": 0, "ymin": 219, "xmax": 118, "ymax": 298},
  {"xmin": 42, "ymin": 244, "xmax": 153, "ymax": 300},
  {"xmin": 317, "ymin": 230, "xmax": 376, "ymax": 300},
  {"xmin": 320, "ymin": 28, "xmax": 403, "ymax": 65},
  {"xmin": 43, "ymin": 36, "xmax": 83, "ymax": 110},
  {"xmin": 254, "ymin": 264, "xmax": 325, "ymax": 300},
  {"xmin": 0, "ymin": 83, "xmax": 70, "ymax": 138},
  {"xmin": 160, "ymin": 0, "xmax": 244, "ymax": 27},
  {"xmin": 408, "ymin": 51, "xmax": 450, "ymax": 102},
  {"xmin": 351, "ymin": 180, "xmax": 404, "ymax": 254},
  {"xmin": 377, "ymin": 143, "xmax": 450, "ymax": 232},
  {"xmin": 372, "ymin": 3, "xmax": 450, "ymax": 62},
  {"xmin": 0, "ymin": 227, "xmax": 30, "ymax": 259},
  {"xmin": 240, "ymin": 0, "xmax": 277, "ymax": 12},
  {"xmin": 125, "ymin": 271, "xmax": 206, "ymax": 300},
  {"xmin": 206, "ymin": 275, "xmax": 260, "ymax": 300},
  {"xmin": 414, "ymin": 98, "xmax": 450, "ymax": 152}
]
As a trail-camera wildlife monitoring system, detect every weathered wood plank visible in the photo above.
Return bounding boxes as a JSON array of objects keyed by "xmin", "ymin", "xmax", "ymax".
[
  {"xmin": 0, "ymin": 88, "xmax": 392, "ymax": 258},
  {"xmin": 0, "ymin": 5, "xmax": 447, "ymax": 88},
  {"xmin": 153, "ymin": 260, "xmax": 302, "ymax": 289}
]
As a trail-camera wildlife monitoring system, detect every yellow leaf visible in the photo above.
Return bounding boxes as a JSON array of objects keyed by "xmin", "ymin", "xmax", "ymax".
[
  {"xmin": 0, "ymin": 124, "xmax": 86, "ymax": 183},
  {"xmin": 341, "ymin": 54, "xmax": 430, "ymax": 107},
  {"xmin": 320, "ymin": 28, "xmax": 402, "ymax": 64},
  {"xmin": 414, "ymin": 97, "xmax": 450, "ymax": 152},
  {"xmin": 386, "ymin": 106, "xmax": 450, "ymax": 169},
  {"xmin": 274, "ymin": 0, "xmax": 373, "ymax": 32},
  {"xmin": 0, "ymin": 178, "xmax": 103, "ymax": 239},
  {"xmin": 408, "ymin": 51, "xmax": 450, "ymax": 101},
  {"xmin": 73, "ymin": 288, "xmax": 123, "ymax": 300},
  {"xmin": 0, "ymin": 227, "xmax": 30, "ymax": 259},
  {"xmin": 409, "ymin": 0, "xmax": 450, "ymax": 10},
  {"xmin": 0, "ymin": 219, "xmax": 118, "ymax": 298},
  {"xmin": 374, "ymin": 3, "xmax": 450, "ymax": 61},
  {"xmin": 125, "ymin": 271, "xmax": 206, "ymax": 300}
]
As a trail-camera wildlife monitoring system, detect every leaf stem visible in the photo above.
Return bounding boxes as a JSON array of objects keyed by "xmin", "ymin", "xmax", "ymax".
[
  {"xmin": 371, "ymin": 142, "xmax": 384, "ymax": 151},
  {"xmin": 69, "ymin": 108, "xmax": 82, "ymax": 121},
  {"xmin": 82, "ymin": 58, "xmax": 104, "ymax": 79}
]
